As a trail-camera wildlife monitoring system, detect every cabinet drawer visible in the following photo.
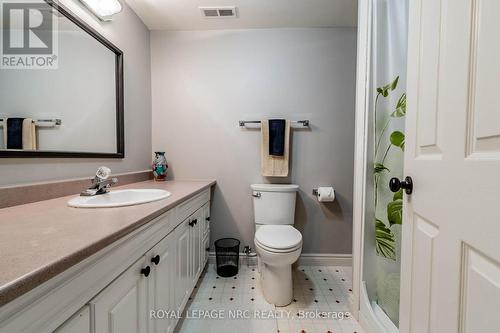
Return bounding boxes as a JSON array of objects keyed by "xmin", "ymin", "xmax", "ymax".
[{"xmin": 175, "ymin": 189, "xmax": 210, "ymax": 224}]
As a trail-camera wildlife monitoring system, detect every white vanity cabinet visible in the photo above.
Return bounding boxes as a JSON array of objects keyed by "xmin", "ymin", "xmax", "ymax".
[
  {"xmin": 89, "ymin": 194, "xmax": 211, "ymax": 333},
  {"xmin": 189, "ymin": 208, "xmax": 202, "ymax": 286},
  {"xmin": 174, "ymin": 217, "xmax": 191, "ymax": 312},
  {"xmin": 90, "ymin": 230, "xmax": 179, "ymax": 333},
  {"xmin": 174, "ymin": 203, "xmax": 210, "ymax": 313},
  {"xmin": 0, "ymin": 187, "xmax": 212, "ymax": 333},
  {"xmin": 148, "ymin": 232, "xmax": 176, "ymax": 333},
  {"xmin": 91, "ymin": 224, "xmax": 190, "ymax": 333},
  {"xmin": 91, "ymin": 257, "xmax": 149, "ymax": 333}
]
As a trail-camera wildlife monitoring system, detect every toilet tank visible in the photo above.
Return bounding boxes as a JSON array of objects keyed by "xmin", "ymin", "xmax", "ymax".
[{"xmin": 251, "ymin": 184, "xmax": 299, "ymax": 225}]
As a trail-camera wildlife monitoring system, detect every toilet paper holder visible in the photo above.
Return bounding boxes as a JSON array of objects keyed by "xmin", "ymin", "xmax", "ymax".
[{"xmin": 312, "ymin": 188, "xmax": 335, "ymax": 196}]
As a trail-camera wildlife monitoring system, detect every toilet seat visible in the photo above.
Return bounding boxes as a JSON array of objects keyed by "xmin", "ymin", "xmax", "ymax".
[
  {"xmin": 255, "ymin": 240, "xmax": 302, "ymax": 254},
  {"xmin": 255, "ymin": 225, "xmax": 302, "ymax": 252}
]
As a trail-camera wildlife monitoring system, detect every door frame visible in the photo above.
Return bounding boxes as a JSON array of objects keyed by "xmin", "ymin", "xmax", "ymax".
[{"xmin": 351, "ymin": 0, "xmax": 372, "ymax": 321}]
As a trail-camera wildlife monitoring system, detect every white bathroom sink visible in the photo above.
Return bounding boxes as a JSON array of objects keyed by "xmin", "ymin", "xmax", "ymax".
[{"xmin": 67, "ymin": 189, "xmax": 171, "ymax": 208}]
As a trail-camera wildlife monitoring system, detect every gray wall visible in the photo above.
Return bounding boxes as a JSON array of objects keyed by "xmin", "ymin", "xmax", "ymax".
[
  {"xmin": 151, "ymin": 28, "xmax": 357, "ymax": 254},
  {"xmin": 0, "ymin": 0, "xmax": 152, "ymax": 186}
]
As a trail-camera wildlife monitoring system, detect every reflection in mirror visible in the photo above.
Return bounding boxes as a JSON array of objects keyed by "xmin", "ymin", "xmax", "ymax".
[{"xmin": 0, "ymin": 0, "xmax": 123, "ymax": 157}]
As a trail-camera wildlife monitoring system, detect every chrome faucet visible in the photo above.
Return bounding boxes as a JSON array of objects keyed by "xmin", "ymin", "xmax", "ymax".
[{"xmin": 80, "ymin": 166, "xmax": 118, "ymax": 196}]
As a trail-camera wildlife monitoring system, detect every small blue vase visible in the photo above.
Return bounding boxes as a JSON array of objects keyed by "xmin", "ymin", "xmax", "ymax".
[{"xmin": 152, "ymin": 152, "xmax": 168, "ymax": 181}]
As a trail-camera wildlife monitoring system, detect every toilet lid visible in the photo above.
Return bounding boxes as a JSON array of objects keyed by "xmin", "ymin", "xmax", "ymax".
[{"xmin": 255, "ymin": 225, "xmax": 302, "ymax": 250}]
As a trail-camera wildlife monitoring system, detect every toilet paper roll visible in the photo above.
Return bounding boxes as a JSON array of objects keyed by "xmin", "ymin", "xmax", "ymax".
[{"xmin": 317, "ymin": 187, "xmax": 335, "ymax": 202}]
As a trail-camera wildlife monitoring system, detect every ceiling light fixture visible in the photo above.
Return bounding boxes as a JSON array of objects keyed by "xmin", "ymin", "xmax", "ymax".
[{"xmin": 79, "ymin": 0, "xmax": 123, "ymax": 21}]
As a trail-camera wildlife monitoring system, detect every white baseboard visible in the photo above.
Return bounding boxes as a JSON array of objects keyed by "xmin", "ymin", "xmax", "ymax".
[
  {"xmin": 207, "ymin": 253, "xmax": 352, "ymax": 267},
  {"xmin": 297, "ymin": 253, "xmax": 352, "ymax": 266}
]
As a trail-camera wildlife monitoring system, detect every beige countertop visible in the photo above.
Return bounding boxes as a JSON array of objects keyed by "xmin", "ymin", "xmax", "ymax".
[{"xmin": 0, "ymin": 179, "xmax": 215, "ymax": 307}]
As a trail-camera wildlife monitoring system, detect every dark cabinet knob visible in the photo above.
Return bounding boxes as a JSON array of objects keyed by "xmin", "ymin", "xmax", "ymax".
[
  {"xmin": 188, "ymin": 220, "xmax": 195, "ymax": 227},
  {"xmin": 192, "ymin": 219, "xmax": 198, "ymax": 225},
  {"xmin": 389, "ymin": 176, "xmax": 413, "ymax": 195},
  {"xmin": 206, "ymin": 216, "xmax": 210, "ymax": 221},
  {"xmin": 140, "ymin": 266, "xmax": 151, "ymax": 277},
  {"xmin": 206, "ymin": 247, "xmax": 210, "ymax": 251},
  {"xmin": 151, "ymin": 255, "xmax": 160, "ymax": 265}
]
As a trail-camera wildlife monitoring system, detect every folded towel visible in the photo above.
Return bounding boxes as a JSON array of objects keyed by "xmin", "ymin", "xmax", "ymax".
[
  {"xmin": 22, "ymin": 118, "xmax": 36, "ymax": 150},
  {"xmin": 268, "ymin": 119, "xmax": 286, "ymax": 156},
  {"xmin": 1, "ymin": 119, "xmax": 5, "ymax": 149},
  {"xmin": 5, "ymin": 118, "xmax": 24, "ymax": 149},
  {"xmin": 261, "ymin": 119, "xmax": 290, "ymax": 177},
  {"xmin": 2, "ymin": 118, "xmax": 37, "ymax": 150}
]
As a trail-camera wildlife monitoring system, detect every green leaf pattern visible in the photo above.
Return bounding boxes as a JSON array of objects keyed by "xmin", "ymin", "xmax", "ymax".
[
  {"xmin": 374, "ymin": 163, "xmax": 390, "ymax": 174},
  {"xmin": 373, "ymin": 77, "xmax": 406, "ymax": 261},
  {"xmin": 376, "ymin": 76, "xmax": 399, "ymax": 97},
  {"xmin": 390, "ymin": 131, "xmax": 405, "ymax": 151},
  {"xmin": 375, "ymin": 219, "xmax": 396, "ymax": 260},
  {"xmin": 391, "ymin": 93, "xmax": 406, "ymax": 117},
  {"xmin": 387, "ymin": 200, "xmax": 403, "ymax": 226}
]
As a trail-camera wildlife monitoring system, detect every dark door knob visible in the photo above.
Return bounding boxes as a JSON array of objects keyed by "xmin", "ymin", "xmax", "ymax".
[
  {"xmin": 188, "ymin": 220, "xmax": 195, "ymax": 227},
  {"xmin": 140, "ymin": 266, "xmax": 151, "ymax": 277},
  {"xmin": 192, "ymin": 218, "xmax": 198, "ymax": 225},
  {"xmin": 206, "ymin": 216, "xmax": 210, "ymax": 221},
  {"xmin": 389, "ymin": 176, "xmax": 413, "ymax": 195},
  {"xmin": 151, "ymin": 255, "xmax": 160, "ymax": 265}
]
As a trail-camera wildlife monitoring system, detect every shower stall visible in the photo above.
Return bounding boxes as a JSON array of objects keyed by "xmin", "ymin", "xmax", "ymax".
[{"xmin": 353, "ymin": 0, "xmax": 408, "ymax": 332}]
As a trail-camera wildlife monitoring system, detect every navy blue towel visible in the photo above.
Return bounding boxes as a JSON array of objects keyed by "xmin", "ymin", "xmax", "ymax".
[
  {"xmin": 268, "ymin": 119, "xmax": 286, "ymax": 156},
  {"xmin": 6, "ymin": 118, "xmax": 24, "ymax": 150}
]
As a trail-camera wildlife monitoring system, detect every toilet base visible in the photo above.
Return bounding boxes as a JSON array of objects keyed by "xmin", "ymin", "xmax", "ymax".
[{"xmin": 261, "ymin": 263, "xmax": 293, "ymax": 306}]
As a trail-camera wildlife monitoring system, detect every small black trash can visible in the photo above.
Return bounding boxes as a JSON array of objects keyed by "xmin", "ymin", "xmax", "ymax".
[{"xmin": 214, "ymin": 238, "xmax": 240, "ymax": 277}]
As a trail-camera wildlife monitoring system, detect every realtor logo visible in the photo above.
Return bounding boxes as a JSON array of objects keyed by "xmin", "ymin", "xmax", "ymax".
[{"xmin": 1, "ymin": 0, "xmax": 58, "ymax": 69}]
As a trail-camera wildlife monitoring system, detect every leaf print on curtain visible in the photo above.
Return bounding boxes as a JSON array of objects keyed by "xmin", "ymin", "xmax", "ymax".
[
  {"xmin": 363, "ymin": 0, "xmax": 409, "ymax": 326},
  {"xmin": 373, "ymin": 77, "xmax": 406, "ymax": 261}
]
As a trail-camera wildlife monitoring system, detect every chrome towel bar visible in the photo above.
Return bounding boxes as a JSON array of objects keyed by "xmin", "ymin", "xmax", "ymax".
[
  {"xmin": 238, "ymin": 120, "xmax": 309, "ymax": 127},
  {"xmin": 0, "ymin": 118, "xmax": 62, "ymax": 128}
]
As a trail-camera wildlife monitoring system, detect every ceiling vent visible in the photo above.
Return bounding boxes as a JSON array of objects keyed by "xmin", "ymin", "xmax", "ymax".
[{"xmin": 199, "ymin": 6, "xmax": 237, "ymax": 18}]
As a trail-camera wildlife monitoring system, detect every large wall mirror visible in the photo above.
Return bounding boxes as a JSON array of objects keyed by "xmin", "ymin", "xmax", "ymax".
[{"xmin": 0, "ymin": 0, "xmax": 124, "ymax": 158}]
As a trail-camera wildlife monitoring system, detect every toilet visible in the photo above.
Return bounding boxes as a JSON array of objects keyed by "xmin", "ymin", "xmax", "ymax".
[{"xmin": 251, "ymin": 184, "xmax": 302, "ymax": 306}]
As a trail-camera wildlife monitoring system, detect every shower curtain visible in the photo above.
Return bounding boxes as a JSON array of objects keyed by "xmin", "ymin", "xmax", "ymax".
[{"xmin": 367, "ymin": 0, "xmax": 408, "ymax": 326}]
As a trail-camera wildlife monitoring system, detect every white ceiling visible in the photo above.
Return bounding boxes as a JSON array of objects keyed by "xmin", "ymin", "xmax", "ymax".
[{"xmin": 125, "ymin": 0, "xmax": 358, "ymax": 31}]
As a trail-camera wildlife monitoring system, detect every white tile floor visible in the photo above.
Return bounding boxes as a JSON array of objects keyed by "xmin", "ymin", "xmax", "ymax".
[{"xmin": 175, "ymin": 264, "xmax": 364, "ymax": 333}]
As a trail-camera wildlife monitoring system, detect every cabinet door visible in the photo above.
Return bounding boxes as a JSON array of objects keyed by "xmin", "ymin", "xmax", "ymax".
[
  {"xmin": 202, "ymin": 233, "xmax": 210, "ymax": 267},
  {"xmin": 53, "ymin": 306, "xmax": 90, "ymax": 333},
  {"xmin": 91, "ymin": 257, "xmax": 149, "ymax": 333},
  {"xmin": 201, "ymin": 202, "xmax": 210, "ymax": 239},
  {"xmin": 190, "ymin": 211, "xmax": 201, "ymax": 285},
  {"xmin": 174, "ymin": 220, "xmax": 190, "ymax": 312},
  {"xmin": 148, "ymin": 232, "xmax": 176, "ymax": 333},
  {"xmin": 202, "ymin": 203, "xmax": 210, "ymax": 267}
]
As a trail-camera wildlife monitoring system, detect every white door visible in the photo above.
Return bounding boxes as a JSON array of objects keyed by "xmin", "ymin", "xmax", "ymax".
[
  {"xmin": 91, "ymin": 257, "xmax": 149, "ymax": 333},
  {"xmin": 400, "ymin": 0, "xmax": 500, "ymax": 332},
  {"xmin": 174, "ymin": 220, "xmax": 191, "ymax": 311},
  {"xmin": 148, "ymin": 232, "xmax": 176, "ymax": 333}
]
